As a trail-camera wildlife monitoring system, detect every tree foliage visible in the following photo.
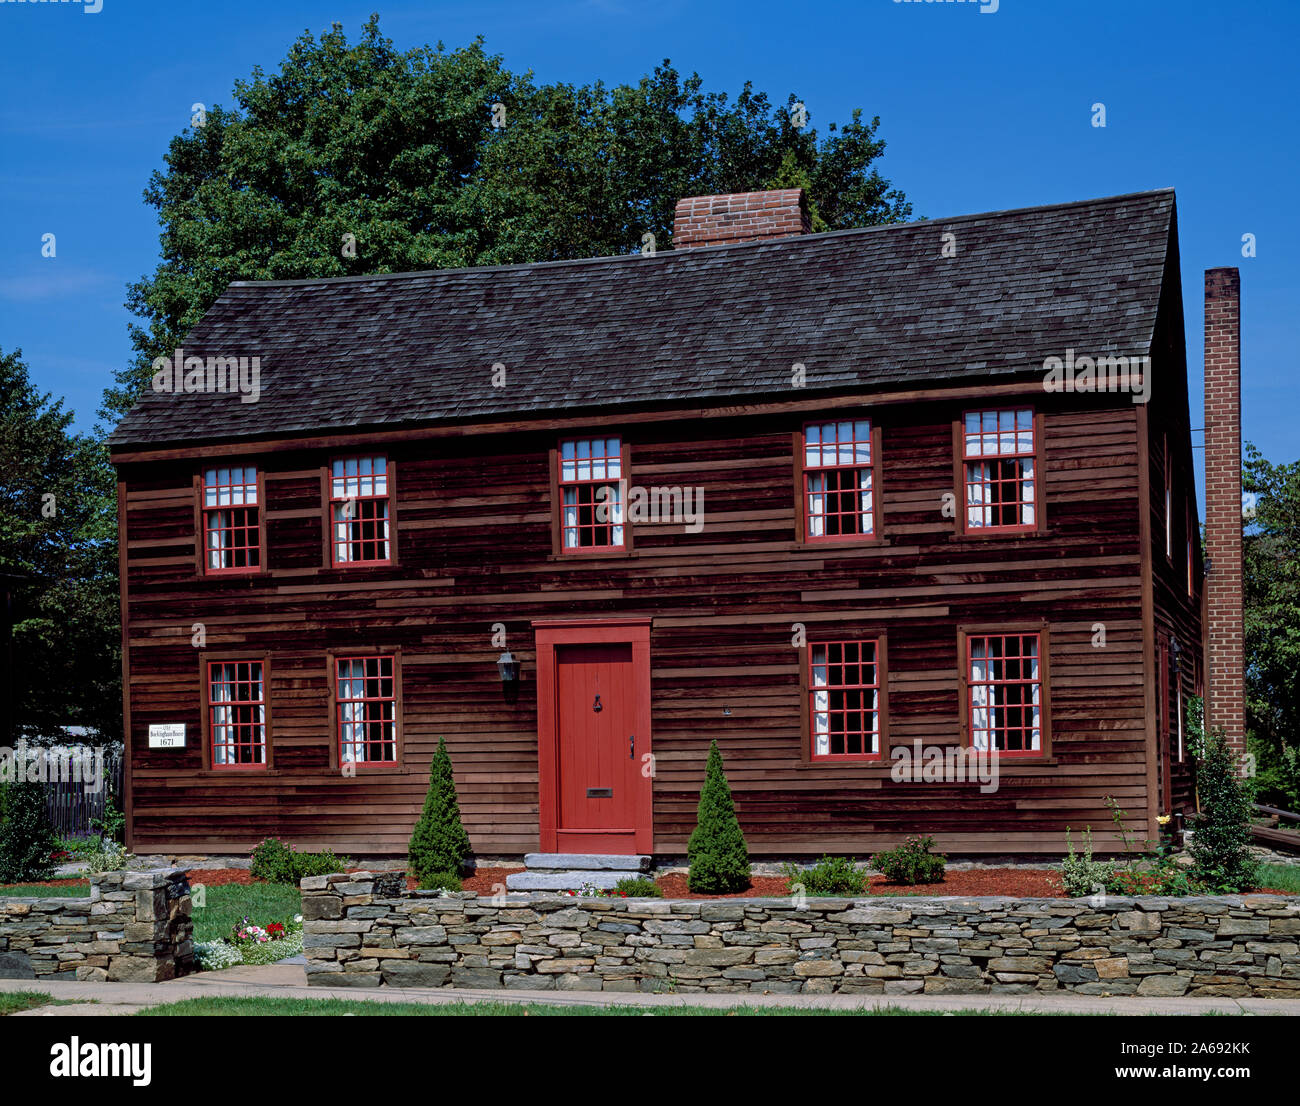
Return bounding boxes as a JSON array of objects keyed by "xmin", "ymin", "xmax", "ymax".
[
  {"xmin": 102, "ymin": 15, "xmax": 911, "ymax": 419},
  {"xmin": 407, "ymin": 736, "xmax": 472, "ymax": 885},
  {"xmin": 1188, "ymin": 729, "xmax": 1259, "ymax": 893},
  {"xmin": 1242, "ymin": 442, "xmax": 1300, "ymax": 808},
  {"xmin": 687, "ymin": 740, "xmax": 750, "ymax": 893},
  {"xmin": 0, "ymin": 781, "xmax": 58, "ymax": 883},
  {"xmin": 1, "ymin": 348, "xmax": 119, "ymax": 742}
]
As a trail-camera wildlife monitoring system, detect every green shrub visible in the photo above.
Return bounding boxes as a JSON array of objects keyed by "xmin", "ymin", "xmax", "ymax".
[
  {"xmin": 85, "ymin": 841, "xmax": 129, "ymax": 874},
  {"xmin": 408, "ymin": 737, "xmax": 473, "ymax": 886},
  {"xmin": 780, "ymin": 855, "xmax": 867, "ymax": 896},
  {"xmin": 1107, "ymin": 866, "xmax": 1203, "ymax": 896},
  {"xmin": 250, "ymin": 837, "xmax": 350, "ymax": 885},
  {"xmin": 871, "ymin": 834, "xmax": 946, "ymax": 885},
  {"xmin": 1189, "ymin": 729, "xmax": 1260, "ymax": 893},
  {"xmin": 1060, "ymin": 827, "xmax": 1115, "ymax": 897},
  {"xmin": 91, "ymin": 797, "xmax": 126, "ymax": 845},
  {"xmin": 0, "ymin": 781, "xmax": 57, "ymax": 883},
  {"xmin": 612, "ymin": 875, "xmax": 662, "ymax": 898},
  {"xmin": 417, "ymin": 871, "xmax": 462, "ymax": 893},
  {"xmin": 687, "ymin": 740, "xmax": 750, "ymax": 893}
]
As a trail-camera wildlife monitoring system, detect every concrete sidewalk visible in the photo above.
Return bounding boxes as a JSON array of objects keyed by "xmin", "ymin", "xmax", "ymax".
[{"xmin": 2, "ymin": 964, "xmax": 1298, "ymax": 1015}]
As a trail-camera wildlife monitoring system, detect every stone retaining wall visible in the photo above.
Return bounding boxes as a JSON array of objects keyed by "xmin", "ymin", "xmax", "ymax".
[
  {"xmin": 0, "ymin": 869, "xmax": 194, "ymax": 982},
  {"xmin": 302, "ymin": 873, "xmax": 1300, "ymax": 998}
]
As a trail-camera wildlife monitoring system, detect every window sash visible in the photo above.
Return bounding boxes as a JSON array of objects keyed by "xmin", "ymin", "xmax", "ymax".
[
  {"xmin": 810, "ymin": 640, "xmax": 880, "ymax": 758},
  {"xmin": 208, "ymin": 661, "xmax": 266, "ymax": 768},
  {"xmin": 804, "ymin": 420, "xmax": 874, "ymax": 539},
  {"xmin": 963, "ymin": 409, "xmax": 1035, "ymax": 530},
  {"xmin": 203, "ymin": 466, "xmax": 260, "ymax": 573},
  {"xmin": 336, "ymin": 656, "xmax": 397, "ymax": 763},
  {"xmin": 968, "ymin": 634, "xmax": 1041, "ymax": 754},
  {"xmin": 330, "ymin": 457, "xmax": 391, "ymax": 564},
  {"xmin": 559, "ymin": 438, "xmax": 624, "ymax": 549}
]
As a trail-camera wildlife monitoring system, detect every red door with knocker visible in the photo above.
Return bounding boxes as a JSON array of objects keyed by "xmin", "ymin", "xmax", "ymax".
[{"xmin": 535, "ymin": 619, "xmax": 652, "ymax": 854}]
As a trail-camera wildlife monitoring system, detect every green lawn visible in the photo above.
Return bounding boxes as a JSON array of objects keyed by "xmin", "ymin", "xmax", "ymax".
[
  {"xmin": 136, "ymin": 996, "xmax": 1078, "ymax": 1016},
  {"xmin": 1258, "ymin": 863, "xmax": 1300, "ymax": 894},
  {"xmin": 0, "ymin": 991, "xmax": 69, "ymax": 1015},
  {"xmin": 191, "ymin": 882, "xmax": 302, "ymax": 943},
  {"xmin": 0, "ymin": 883, "xmax": 89, "ymax": 897}
]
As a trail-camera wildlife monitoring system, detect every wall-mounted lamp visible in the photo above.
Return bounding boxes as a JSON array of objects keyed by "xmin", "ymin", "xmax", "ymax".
[
  {"xmin": 1170, "ymin": 635, "xmax": 1183, "ymax": 674},
  {"xmin": 496, "ymin": 651, "xmax": 518, "ymax": 682},
  {"xmin": 722, "ymin": 705, "xmax": 732, "ymax": 717}
]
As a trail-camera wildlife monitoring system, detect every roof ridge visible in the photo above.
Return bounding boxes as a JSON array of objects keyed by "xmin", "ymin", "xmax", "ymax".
[{"xmin": 227, "ymin": 188, "xmax": 1176, "ymax": 290}]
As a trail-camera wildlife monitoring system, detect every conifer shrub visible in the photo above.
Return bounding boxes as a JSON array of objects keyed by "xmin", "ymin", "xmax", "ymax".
[
  {"xmin": 0, "ymin": 781, "xmax": 57, "ymax": 883},
  {"xmin": 408, "ymin": 736, "xmax": 473, "ymax": 886},
  {"xmin": 1189, "ymin": 729, "xmax": 1260, "ymax": 893},
  {"xmin": 686, "ymin": 740, "xmax": 750, "ymax": 893}
]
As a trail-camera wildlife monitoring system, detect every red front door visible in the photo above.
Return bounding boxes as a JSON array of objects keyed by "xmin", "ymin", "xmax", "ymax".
[
  {"xmin": 535, "ymin": 619, "xmax": 653, "ymax": 855},
  {"xmin": 556, "ymin": 644, "xmax": 638, "ymax": 851}
]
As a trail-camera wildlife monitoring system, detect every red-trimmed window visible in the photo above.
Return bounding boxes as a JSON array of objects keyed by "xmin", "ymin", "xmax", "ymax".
[
  {"xmin": 208, "ymin": 661, "xmax": 266, "ymax": 768},
  {"xmin": 968, "ymin": 633, "xmax": 1041, "ymax": 755},
  {"xmin": 335, "ymin": 656, "xmax": 397, "ymax": 764},
  {"xmin": 202, "ymin": 465, "xmax": 259, "ymax": 573},
  {"xmin": 559, "ymin": 437, "xmax": 623, "ymax": 550},
  {"xmin": 803, "ymin": 419, "xmax": 874, "ymax": 540},
  {"xmin": 810, "ymin": 640, "xmax": 880, "ymax": 759},
  {"xmin": 330, "ymin": 456, "xmax": 390, "ymax": 565},
  {"xmin": 962, "ymin": 409, "xmax": 1036, "ymax": 531}
]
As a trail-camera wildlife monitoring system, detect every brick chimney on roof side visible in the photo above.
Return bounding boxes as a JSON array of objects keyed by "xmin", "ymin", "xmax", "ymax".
[
  {"xmin": 1202, "ymin": 267, "xmax": 1246, "ymax": 767},
  {"xmin": 672, "ymin": 188, "xmax": 812, "ymax": 249}
]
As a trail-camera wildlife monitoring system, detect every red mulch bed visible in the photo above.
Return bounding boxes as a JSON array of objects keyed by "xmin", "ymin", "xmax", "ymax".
[
  {"xmin": 0, "ymin": 878, "xmax": 90, "ymax": 889},
  {"xmin": 402, "ymin": 867, "xmax": 524, "ymax": 893},
  {"xmin": 654, "ymin": 867, "xmax": 1068, "ymax": 899}
]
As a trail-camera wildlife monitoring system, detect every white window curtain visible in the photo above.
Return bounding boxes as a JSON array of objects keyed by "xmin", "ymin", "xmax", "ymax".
[
  {"xmin": 807, "ymin": 474, "xmax": 827, "ymax": 537},
  {"xmin": 859, "ymin": 469, "xmax": 874, "ymax": 530},
  {"xmin": 811, "ymin": 645, "xmax": 830, "ymax": 756},
  {"xmin": 970, "ymin": 641, "xmax": 991, "ymax": 750},
  {"xmin": 211, "ymin": 671, "xmax": 233, "ymax": 765}
]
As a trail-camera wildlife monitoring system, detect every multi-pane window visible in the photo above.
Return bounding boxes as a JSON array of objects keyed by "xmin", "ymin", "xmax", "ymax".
[
  {"xmin": 208, "ymin": 661, "xmax": 266, "ymax": 768},
  {"xmin": 962, "ymin": 409, "xmax": 1036, "ymax": 531},
  {"xmin": 559, "ymin": 437, "xmax": 623, "ymax": 550},
  {"xmin": 330, "ymin": 456, "xmax": 390, "ymax": 565},
  {"xmin": 968, "ymin": 633, "xmax": 1042, "ymax": 755},
  {"xmin": 810, "ymin": 640, "xmax": 880, "ymax": 759},
  {"xmin": 336, "ymin": 656, "xmax": 397, "ymax": 764},
  {"xmin": 804, "ymin": 420, "xmax": 874, "ymax": 540},
  {"xmin": 203, "ymin": 466, "xmax": 260, "ymax": 573}
]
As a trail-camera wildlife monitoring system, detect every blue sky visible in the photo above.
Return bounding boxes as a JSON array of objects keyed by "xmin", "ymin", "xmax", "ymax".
[{"xmin": 1, "ymin": 0, "xmax": 1295, "ymax": 500}]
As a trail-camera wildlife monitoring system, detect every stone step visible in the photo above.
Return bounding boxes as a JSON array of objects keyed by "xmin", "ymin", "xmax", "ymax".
[
  {"xmin": 523, "ymin": 853, "xmax": 651, "ymax": 873},
  {"xmin": 506, "ymin": 870, "xmax": 645, "ymax": 892}
]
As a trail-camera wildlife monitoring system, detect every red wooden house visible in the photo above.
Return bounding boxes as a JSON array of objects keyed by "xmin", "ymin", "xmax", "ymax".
[{"xmin": 108, "ymin": 187, "xmax": 1244, "ymax": 860}]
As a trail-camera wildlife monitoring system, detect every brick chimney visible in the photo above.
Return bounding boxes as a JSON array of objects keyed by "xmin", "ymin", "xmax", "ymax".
[
  {"xmin": 673, "ymin": 188, "xmax": 812, "ymax": 249},
  {"xmin": 1203, "ymin": 267, "xmax": 1246, "ymax": 766}
]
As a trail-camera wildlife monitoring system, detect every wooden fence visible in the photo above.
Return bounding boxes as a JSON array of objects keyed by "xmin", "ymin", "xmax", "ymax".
[{"xmin": 38, "ymin": 748, "xmax": 124, "ymax": 838}]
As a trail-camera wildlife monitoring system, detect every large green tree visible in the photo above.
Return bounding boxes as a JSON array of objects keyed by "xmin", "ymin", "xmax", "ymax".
[
  {"xmin": 102, "ymin": 15, "xmax": 910, "ymax": 419},
  {"xmin": 1, "ymin": 348, "xmax": 120, "ymax": 744},
  {"xmin": 1243, "ymin": 442, "xmax": 1300, "ymax": 807}
]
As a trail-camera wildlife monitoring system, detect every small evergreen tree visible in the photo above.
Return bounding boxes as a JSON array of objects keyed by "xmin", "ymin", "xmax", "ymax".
[
  {"xmin": 1189, "ymin": 729, "xmax": 1260, "ymax": 892},
  {"xmin": 407, "ymin": 737, "xmax": 472, "ymax": 886},
  {"xmin": 687, "ymin": 740, "xmax": 750, "ymax": 893},
  {"xmin": 0, "ymin": 781, "xmax": 57, "ymax": 883}
]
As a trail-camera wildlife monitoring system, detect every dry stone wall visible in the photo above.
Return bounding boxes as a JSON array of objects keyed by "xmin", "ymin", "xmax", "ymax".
[
  {"xmin": 0, "ymin": 869, "xmax": 194, "ymax": 982},
  {"xmin": 302, "ymin": 872, "xmax": 1300, "ymax": 998}
]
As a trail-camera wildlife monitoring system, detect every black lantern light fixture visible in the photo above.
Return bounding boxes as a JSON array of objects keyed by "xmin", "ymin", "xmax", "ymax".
[
  {"xmin": 1170, "ymin": 634, "xmax": 1183, "ymax": 675},
  {"xmin": 496, "ymin": 651, "xmax": 518, "ymax": 682}
]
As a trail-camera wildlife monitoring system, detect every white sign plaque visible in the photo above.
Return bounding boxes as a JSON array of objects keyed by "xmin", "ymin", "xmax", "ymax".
[{"xmin": 148, "ymin": 723, "xmax": 186, "ymax": 749}]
